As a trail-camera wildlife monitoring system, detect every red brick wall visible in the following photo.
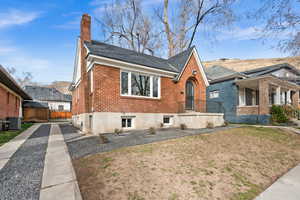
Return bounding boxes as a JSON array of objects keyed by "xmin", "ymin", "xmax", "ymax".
[
  {"xmin": 86, "ymin": 53, "xmax": 207, "ymax": 113},
  {"xmin": 237, "ymin": 106, "xmax": 259, "ymax": 115},
  {"xmin": 0, "ymin": 85, "xmax": 20, "ymax": 119},
  {"xmin": 176, "ymin": 54, "xmax": 207, "ymax": 112}
]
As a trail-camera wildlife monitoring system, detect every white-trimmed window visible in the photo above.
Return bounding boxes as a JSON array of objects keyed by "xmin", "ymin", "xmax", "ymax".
[
  {"xmin": 121, "ymin": 117, "xmax": 134, "ymax": 128},
  {"xmin": 209, "ymin": 90, "xmax": 219, "ymax": 99},
  {"xmin": 239, "ymin": 88, "xmax": 245, "ymax": 106},
  {"xmin": 163, "ymin": 116, "xmax": 173, "ymax": 125},
  {"xmin": 121, "ymin": 71, "xmax": 160, "ymax": 98},
  {"xmin": 239, "ymin": 87, "xmax": 259, "ymax": 106},
  {"xmin": 58, "ymin": 105, "xmax": 64, "ymax": 111}
]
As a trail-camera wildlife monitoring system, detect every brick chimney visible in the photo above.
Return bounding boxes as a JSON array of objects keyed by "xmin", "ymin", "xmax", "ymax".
[
  {"xmin": 79, "ymin": 14, "xmax": 91, "ymax": 115},
  {"xmin": 80, "ymin": 14, "xmax": 91, "ymax": 42}
]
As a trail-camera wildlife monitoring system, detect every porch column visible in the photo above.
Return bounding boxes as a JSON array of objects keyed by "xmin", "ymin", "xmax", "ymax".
[
  {"xmin": 259, "ymin": 79, "xmax": 269, "ymax": 115},
  {"xmin": 287, "ymin": 90, "xmax": 291, "ymax": 104},
  {"xmin": 275, "ymin": 86, "xmax": 281, "ymax": 105},
  {"xmin": 292, "ymin": 90, "xmax": 299, "ymax": 108}
]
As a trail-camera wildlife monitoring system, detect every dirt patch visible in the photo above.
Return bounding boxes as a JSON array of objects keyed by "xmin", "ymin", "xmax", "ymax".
[{"xmin": 73, "ymin": 127, "xmax": 300, "ymax": 200}]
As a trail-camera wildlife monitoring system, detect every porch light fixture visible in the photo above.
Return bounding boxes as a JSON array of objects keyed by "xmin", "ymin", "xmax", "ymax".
[{"xmin": 192, "ymin": 70, "xmax": 197, "ymax": 75}]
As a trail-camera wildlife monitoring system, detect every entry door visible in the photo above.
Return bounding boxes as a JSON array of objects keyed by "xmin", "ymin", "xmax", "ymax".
[{"xmin": 185, "ymin": 80, "xmax": 194, "ymax": 110}]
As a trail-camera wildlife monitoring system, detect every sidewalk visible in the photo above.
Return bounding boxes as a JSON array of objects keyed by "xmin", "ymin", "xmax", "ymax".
[
  {"xmin": 39, "ymin": 124, "xmax": 82, "ymax": 200},
  {"xmin": 252, "ymin": 124, "xmax": 300, "ymax": 200},
  {"xmin": 255, "ymin": 164, "xmax": 300, "ymax": 200}
]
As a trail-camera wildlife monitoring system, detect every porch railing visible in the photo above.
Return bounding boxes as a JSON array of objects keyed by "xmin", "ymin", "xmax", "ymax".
[{"xmin": 177, "ymin": 99, "xmax": 224, "ymax": 113}]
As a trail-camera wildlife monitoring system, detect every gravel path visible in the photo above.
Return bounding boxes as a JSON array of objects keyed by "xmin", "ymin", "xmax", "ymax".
[
  {"xmin": 0, "ymin": 124, "xmax": 51, "ymax": 200},
  {"xmin": 60, "ymin": 124, "xmax": 239, "ymax": 160}
]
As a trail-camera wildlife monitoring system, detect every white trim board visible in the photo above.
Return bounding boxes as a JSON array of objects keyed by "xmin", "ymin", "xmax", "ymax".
[{"xmin": 86, "ymin": 54, "xmax": 178, "ymax": 78}]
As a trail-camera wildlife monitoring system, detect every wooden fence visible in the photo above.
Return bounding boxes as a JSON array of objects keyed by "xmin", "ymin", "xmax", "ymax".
[
  {"xmin": 23, "ymin": 108, "xmax": 49, "ymax": 122},
  {"xmin": 50, "ymin": 111, "xmax": 72, "ymax": 119}
]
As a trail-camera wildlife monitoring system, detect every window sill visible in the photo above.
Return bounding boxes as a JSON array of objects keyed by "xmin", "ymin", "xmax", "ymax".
[
  {"xmin": 120, "ymin": 95, "xmax": 161, "ymax": 101},
  {"xmin": 237, "ymin": 105, "xmax": 259, "ymax": 108}
]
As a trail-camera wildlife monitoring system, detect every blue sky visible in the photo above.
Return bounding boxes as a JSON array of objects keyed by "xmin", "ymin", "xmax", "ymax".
[{"xmin": 0, "ymin": 0, "xmax": 291, "ymax": 83}]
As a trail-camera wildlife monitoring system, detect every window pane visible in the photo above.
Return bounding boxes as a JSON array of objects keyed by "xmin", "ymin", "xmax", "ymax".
[
  {"xmin": 255, "ymin": 91, "xmax": 259, "ymax": 105},
  {"xmin": 131, "ymin": 73, "xmax": 150, "ymax": 96},
  {"xmin": 122, "ymin": 118, "xmax": 126, "ymax": 128},
  {"xmin": 121, "ymin": 72, "xmax": 128, "ymax": 95},
  {"xmin": 163, "ymin": 117, "xmax": 170, "ymax": 124},
  {"xmin": 58, "ymin": 105, "xmax": 64, "ymax": 111},
  {"xmin": 209, "ymin": 91, "xmax": 219, "ymax": 99},
  {"xmin": 239, "ymin": 88, "xmax": 245, "ymax": 106},
  {"xmin": 127, "ymin": 119, "xmax": 132, "ymax": 127},
  {"xmin": 245, "ymin": 88, "xmax": 253, "ymax": 106},
  {"xmin": 153, "ymin": 77, "xmax": 158, "ymax": 97}
]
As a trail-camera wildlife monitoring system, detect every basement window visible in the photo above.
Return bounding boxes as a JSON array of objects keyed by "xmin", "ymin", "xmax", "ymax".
[
  {"xmin": 121, "ymin": 117, "xmax": 133, "ymax": 128},
  {"xmin": 163, "ymin": 116, "xmax": 173, "ymax": 125}
]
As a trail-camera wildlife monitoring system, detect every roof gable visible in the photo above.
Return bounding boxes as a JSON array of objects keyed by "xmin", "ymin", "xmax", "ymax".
[
  {"xmin": 173, "ymin": 48, "xmax": 209, "ymax": 86},
  {"xmin": 72, "ymin": 38, "xmax": 82, "ymax": 88}
]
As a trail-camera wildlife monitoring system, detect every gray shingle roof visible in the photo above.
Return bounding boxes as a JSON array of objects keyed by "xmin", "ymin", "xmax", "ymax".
[
  {"xmin": 168, "ymin": 46, "xmax": 195, "ymax": 72},
  {"xmin": 204, "ymin": 65, "xmax": 237, "ymax": 80},
  {"xmin": 84, "ymin": 40, "xmax": 194, "ymax": 74},
  {"xmin": 23, "ymin": 101, "xmax": 49, "ymax": 108},
  {"xmin": 24, "ymin": 86, "xmax": 72, "ymax": 102},
  {"xmin": 0, "ymin": 65, "xmax": 32, "ymax": 100},
  {"xmin": 242, "ymin": 63, "xmax": 300, "ymax": 77}
]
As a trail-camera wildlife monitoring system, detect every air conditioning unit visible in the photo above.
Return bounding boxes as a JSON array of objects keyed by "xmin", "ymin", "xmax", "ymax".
[{"xmin": 6, "ymin": 117, "xmax": 21, "ymax": 130}]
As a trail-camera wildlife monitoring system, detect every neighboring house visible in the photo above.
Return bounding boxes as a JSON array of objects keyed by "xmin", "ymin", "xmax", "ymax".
[
  {"xmin": 205, "ymin": 63, "xmax": 300, "ymax": 124},
  {"xmin": 69, "ymin": 14, "xmax": 224, "ymax": 134},
  {"xmin": 0, "ymin": 65, "xmax": 32, "ymax": 130},
  {"xmin": 24, "ymin": 86, "xmax": 72, "ymax": 111}
]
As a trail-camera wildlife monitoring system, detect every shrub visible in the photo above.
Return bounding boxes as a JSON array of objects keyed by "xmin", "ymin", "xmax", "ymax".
[
  {"xmin": 270, "ymin": 105, "xmax": 288, "ymax": 123},
  {"xmin": 282, "ymin": 105, "xmax": 299, "ymax": 118},
  {"xmin": 223, "ymin": 121, "xmax": 229, "ymax": 127},
  {"xmin": 149, "ymin": 127, "xmax": 156, "ymax": 135},
  {"xmin": 114, "ymin": 128, "xmax": 123, "ymax": 135},
  {"xmin": 180, "ymin": 124, "xmax": 187, "ymax": 130},
  {"xmin": 206, "ymin": 122, "xmax": 214, "ymax": 129},
  {"xmin": 99, "ymin": 134, "xmax": 109, "ymax": 143}
]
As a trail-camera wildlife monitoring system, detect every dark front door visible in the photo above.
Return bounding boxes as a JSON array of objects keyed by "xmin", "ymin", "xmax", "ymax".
[{"xmin": 185, "ymin": 80, "xmax": 194, "ymax": 110}]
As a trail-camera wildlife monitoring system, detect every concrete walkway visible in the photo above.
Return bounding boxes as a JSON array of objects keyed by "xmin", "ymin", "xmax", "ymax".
[
  {"xmin": 251, "ymin": 124, "xmax": 300, "ymax": 200},
  {"xmin": 255, "ymin": 164, "xmax": 300, "ymax": 200},
  {"xmin": 39, "ymin": 124, "xmax": 82, "ymax": 200},
  {"xmin": 0, "ymin": 123, "xmax": 82, "ymax": 200}
]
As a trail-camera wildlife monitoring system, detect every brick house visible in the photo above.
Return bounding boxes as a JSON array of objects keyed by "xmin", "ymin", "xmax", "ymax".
[
  {"xmin": 69, "ymin": 14, "xmax": 224, "ymax": 134},
  {"xmin": 206, "ymin": 64, "xmax": 300, "ymax": 124},
  {"xmin": 0, "ymin": 65, "xmax": 32, "ymax": 130}
]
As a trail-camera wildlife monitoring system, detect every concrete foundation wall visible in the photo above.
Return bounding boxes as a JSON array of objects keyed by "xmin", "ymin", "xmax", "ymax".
[
  {"xmin": 72, "ymin": 113, "xmax": 91, "ymax": 133},
  {"xmin": 226, "ymin": 114, "xmax": 270, "ymax": 125},
  {"xmin": 72, "ymin": 112, "xmax": 224, "ymax": 134}
]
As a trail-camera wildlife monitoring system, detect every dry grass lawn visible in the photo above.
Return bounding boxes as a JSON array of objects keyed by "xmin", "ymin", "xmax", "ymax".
[{"xmin": 73, "ymin": 127, "xmax": 300, "ymax": 200}]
